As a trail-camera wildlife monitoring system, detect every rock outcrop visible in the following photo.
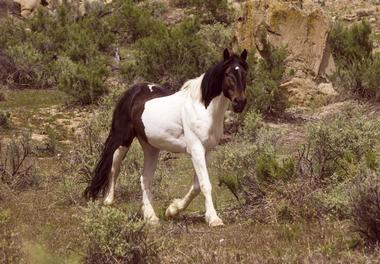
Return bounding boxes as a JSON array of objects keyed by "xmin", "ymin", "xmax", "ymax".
[
  {"xmin": 280, "ymin": 78, "xmax": 337, "ymax": 106},
  {"xmin": 14, "ymin": 0, "xmax": 48, "ymax": 17},
  {"xmin": 236, "ymin": 0, "xmax": 336, "ymax": 78}
]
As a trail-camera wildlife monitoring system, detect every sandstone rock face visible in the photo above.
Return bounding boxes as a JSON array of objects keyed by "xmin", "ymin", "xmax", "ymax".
[{"xmin": 236, "ymin": 0, "xmax": 335, "ymax": 78}]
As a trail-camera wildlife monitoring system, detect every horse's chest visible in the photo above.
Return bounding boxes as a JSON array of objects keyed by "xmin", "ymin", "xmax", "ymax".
[{"xmin": 191, "ymin": 118, "xmax": 223, "ymax": 150}]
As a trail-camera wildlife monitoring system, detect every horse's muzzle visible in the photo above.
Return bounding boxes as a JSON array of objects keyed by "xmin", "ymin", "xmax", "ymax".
[{"xmin": 232, "ymin": 98, "xmax": 247, "ymax": 113}]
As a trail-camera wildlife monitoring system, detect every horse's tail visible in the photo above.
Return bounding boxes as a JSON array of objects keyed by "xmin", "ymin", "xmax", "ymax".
[{"xmin": 84, "ymin": 91, "xmax": 135, "ymax": 200}]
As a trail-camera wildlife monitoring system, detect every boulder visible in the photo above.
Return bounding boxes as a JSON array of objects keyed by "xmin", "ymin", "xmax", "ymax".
[
  {"xmin": 280, "ymin": 78, "xmax": 318, "ymax": 106},
  {"xmin": 236, "ymin": 0, "xmax": 336, "ymax": 78},
  {"xmin": 14, "ymin": 0, "xmax": 48, "ymax": 17},
  {"xmin": 280, "ymin": 78, "xmax": 337, "ymax": 106}
]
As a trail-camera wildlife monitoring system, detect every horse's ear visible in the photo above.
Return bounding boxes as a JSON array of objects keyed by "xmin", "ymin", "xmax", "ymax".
[
  {"xmin": 223, "ymin": 48, "xmax": 230, "ymax": 61},
  {"xmin": 240, "ymin": 49, "xmax": 248, "ymax": 61}
]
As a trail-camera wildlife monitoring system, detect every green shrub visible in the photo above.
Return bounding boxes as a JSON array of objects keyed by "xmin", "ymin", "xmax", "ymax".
[
  {"xmin": 171, "ymin": 0, "xmax": 233, "ymax": 24},
  {"xmin": 363, "ymin": 53, "xmax": 380, "ymax": 100},
  {"xmin": 57, "ymin": 56, "xmax": 108, "ymax": 104},
  {"xmin": 298, "ymin": 116, "xmax": 380, "ymax": 184},
  {"xmin": 215, "ymin": 127, "xmax": 294, "ymax": 204},
  {"xmin": 131, "ymin": 18, "xmax": 219, "ymax": 87},
  {"xmin": 140, "ymin": 0, "xmax": 168, "ymax": 19},
  {"xmin": 247, "ymin": 30, "xmax": 288, "ymax": 115},
  {"xmin": 241, "ymin": 110, "xmax": 262, "ymax": 141},
  {"xmin": 82, "ymin": 203, "xmax": 159, "ymax": 263},
  {"xmin": 0, "ymin": 134, "xmax": 39, "ymax": 190},
  {"xmin": 0, "ymin": 3, "xmax": 110, "ymax": 100},
  {"xmin": 350, "ymin": 170, "xmax": 380, "ymax": 247},
  {"xmin": 214, "ymin": 141, "xmax": 259, "ymax": 203},
  {"xmin": 319, "ymin": 182, "xmax": 353, "ymax": 218},
  {"xmin": 329, "ymin": 21, "xmax": 380, "ymax": 99},
  {"xmin": 5, "ymin": 43, "xmax": 55, "ymax": 88},
  {"xmin": 0, "ymin": 210, "xmax": 23, "ymax": 263},
  {"xmin": 108, "ymin": 0, "xmax": 166, "ymax": 43},
  {"xmin": 0, "ymin": 110, "xmax": 10, "ymax": 128},
  {"xmin": 196, "ymin": 23, "xmax": 233, "ymax": 54},
  {"xmin": 256, "ymin": 153, "xmax": 295, "ymax": 183}
]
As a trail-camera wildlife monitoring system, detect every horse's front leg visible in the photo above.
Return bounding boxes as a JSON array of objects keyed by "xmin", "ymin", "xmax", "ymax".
[
  {"xmin": 189, "ymin": 143, "xmax": 224, "ymax": 227},
  {"xmin": 165, "ymin": 173, "xmax": 200, "ymax": 218}
]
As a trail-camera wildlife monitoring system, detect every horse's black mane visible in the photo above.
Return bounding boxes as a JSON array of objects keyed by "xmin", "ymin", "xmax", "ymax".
[{"xmin": 201, "ymin": 55, "xmax": 248, "ymax": 108}]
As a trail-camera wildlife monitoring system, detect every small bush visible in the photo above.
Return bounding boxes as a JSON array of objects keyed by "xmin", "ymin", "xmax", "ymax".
[
  {"xmin": 0, "ymin": 134, "xmax": 39, "ymax": 190},
  {"xmin": 241, "ymin": 110, "xmax": 262, "ymax": 141},
  {"xmin": 0, "ymin": 48, "xmax": 36, "ymax": 89},
  {"xmin": 171, "ymin": 0, "xmax": 233, "ymax": 24},
  {"xmin": 82, "ymin": 203, "xmax": 159, "ymax": 263},
  {"xmin": 196, "ymin": 23, "xmax": 233, "ymax": 54},
  {"xmin": 108, "ymin": 0, "xmax": 166, "ymax": 43},
  {"xmin": 214, "ymin": 141, "xmax": 258, "ymax": 203},
  {"xmin": 256, "ymin": 153, "xmax": 295, "ymax": 183},
  {"xmin": 0, "ymin": 3, "xmax": 111, "ymax": 101},
  {"xmin": 131, "ymin": 18, "xmax": 219, "ymax": 87},
  {"xmin": 0, "ymin": 210, "xmax": 23, "ymax": 263},
  {"xmin": 329, "ymin": 21, "xmax": 380, "ymax": 99},
  {"xmin": 350, "ymin": 170, "xmax": 380, "ymax": 247},
  {"xmin": 297, "ymin": 117, "xmax": 380, "ymax": 185},
  {"xmin": 215, "ymin": 127, "xmax": 294, "ymax": 205},
  {"xmin": 363, "ymin": 53, "xmax": 380, "ymax": 100},
  {"xmin": 57, "ymin": 56, "xmax": 108, "ymax": 104},
  {"xmin": 0, "ymin": 111, "xmax": 10, "ymax": 128},
  {"xmin": 247, "ymin": 30, "xmax": 288, "ymax": 115}
]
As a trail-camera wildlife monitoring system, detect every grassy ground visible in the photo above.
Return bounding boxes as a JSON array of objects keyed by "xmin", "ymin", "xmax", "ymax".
[{"xmin": 1, "ymin": 88, "xmax": 380, "ymax": 263}]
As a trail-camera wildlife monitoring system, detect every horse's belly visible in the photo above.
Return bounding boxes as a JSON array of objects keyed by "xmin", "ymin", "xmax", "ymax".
[
  {"xmin": 141, "ymin": 96, "xmax": 187, "ymax": 153},
  {"xmin": 147, "ymin": 134, "xmax": 187, "ymax": 153}
]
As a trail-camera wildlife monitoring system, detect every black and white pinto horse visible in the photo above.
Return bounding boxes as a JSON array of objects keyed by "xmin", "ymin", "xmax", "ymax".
[{"xmin": 85, "ymin": 49, "xmax": 248, "ymax": 227}]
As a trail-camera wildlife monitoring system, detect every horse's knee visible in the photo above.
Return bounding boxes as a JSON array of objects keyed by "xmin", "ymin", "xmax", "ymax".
[{"xmin": 200, "ymin": 183, "xmax": 212, "ymax": 195}]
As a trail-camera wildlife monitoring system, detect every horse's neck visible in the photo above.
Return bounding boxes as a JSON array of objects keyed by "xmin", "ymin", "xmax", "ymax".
[
  {"xmin": 206, "ymin": 93, "xmax": 229, "ymax": 124},
  {"xmin": 180, "ymin": 74, "xmax": 229, "ymax": 123}
]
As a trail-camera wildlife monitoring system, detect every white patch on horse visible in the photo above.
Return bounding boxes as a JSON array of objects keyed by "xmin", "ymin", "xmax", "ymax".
[
  {"xmin": 147, "ymin": 84, "xmax": 155, "ymax": 92},
  {"xmin": 180, "ymin": 74, "xmax": 204, "ymax": 102},
  {"xmin": 235, "ymin": 66, "xmax": 240, "ymax": 70}
]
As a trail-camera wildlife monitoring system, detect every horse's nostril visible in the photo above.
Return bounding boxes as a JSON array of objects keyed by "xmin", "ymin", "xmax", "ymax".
[{"xmin": 233, "ymin": 98, "xmax": 239, "ymax": 104}]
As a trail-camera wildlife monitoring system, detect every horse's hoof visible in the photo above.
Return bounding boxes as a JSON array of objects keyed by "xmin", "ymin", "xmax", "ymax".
[
  {"xmin": 103, "ymin": 199, "xmax": 113, "ymax": 206},
  {"xmin": 209, "ymin": 218, "xmax": 224, "ymax": 228},
  {"xmin": 165, "ymin": 199, "xmax": 181, "ymax": 218},
  {"xmin": 148, "ymin": 220, "xmax": 160, "ymax": 226},
  {"xmin": 146, "ymin": 217, "xmax": 160, "ymax": 226},
  {"xmin": 165, "ymin": 205, "xmax": 178, "ymax": 218}
]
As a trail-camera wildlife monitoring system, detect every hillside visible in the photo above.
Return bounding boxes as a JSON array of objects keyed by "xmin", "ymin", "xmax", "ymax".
[{"xmin": 1, "ymin": 0, "xmax": 380, "ymax": 263}]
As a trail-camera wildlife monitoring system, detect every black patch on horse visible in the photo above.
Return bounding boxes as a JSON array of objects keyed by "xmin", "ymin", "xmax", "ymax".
[{"xmin": 84, "ymin": 83, "xmax": 173, "ymax": 199}]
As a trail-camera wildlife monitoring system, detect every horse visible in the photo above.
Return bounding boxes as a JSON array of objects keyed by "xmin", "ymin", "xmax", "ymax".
[{"xmin": 84, "ymin": 48, "xmax": 248, "ymax": 227}]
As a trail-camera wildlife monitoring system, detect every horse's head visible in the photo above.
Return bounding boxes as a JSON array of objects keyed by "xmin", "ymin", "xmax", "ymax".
[{"xmin": 222, "ymin": 48, "xmax": 248, "ymax": 113}]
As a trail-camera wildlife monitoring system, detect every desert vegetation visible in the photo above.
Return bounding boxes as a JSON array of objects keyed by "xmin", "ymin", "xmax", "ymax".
[{"xmin": 1, "ymin": 0, "xmax": 380, "ymax": 263}]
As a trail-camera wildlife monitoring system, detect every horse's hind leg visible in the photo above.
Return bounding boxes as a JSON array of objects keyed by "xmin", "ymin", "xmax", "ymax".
[
  {"xmin": 165, "ymin": 174, "xmax": 200, "ymax": 218},
  {"xmin": 139, "ymin": 139, "xmax": 160, "ymax": 224},
  {"xmin": 103, "ymin": 146, "xmax": 129, "ymax": 205}
]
